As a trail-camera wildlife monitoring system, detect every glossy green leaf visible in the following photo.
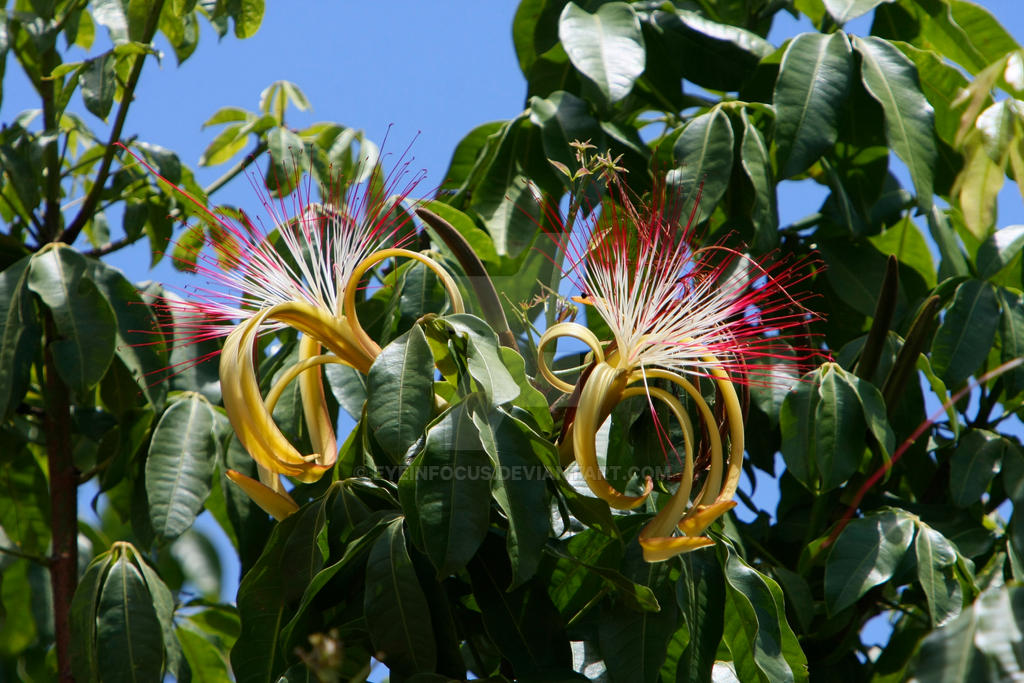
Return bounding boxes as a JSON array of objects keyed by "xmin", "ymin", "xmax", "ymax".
[
  {"xmin": 87, "ymin": 259, "xmax": 167, "ymax": 409},
  {"xmin": 813, "ymin": 363, "xmax": 868, "ymax": 491},
  {"xmin": 824, "ymin": 0, "xmax": 893, "ymax": 24},
  {"xmin": 445, "ymin": 314, "xmax": 519, "ymax": 406},
  {"xmin": 739, "ymin": 109, "xmax": 778, "ymax": 251},
  {"xmin": 558, "ymin": 2, "xmax": 645, "ymax": 105},
  {"xmin": 825, "ymin": 509, "xmax": 916, "ymax": 614},
  {"xmin": 931, "ymin": 279, "xmax": 1000, "ymax": 387},
  {"xmin": 135, "ymin": 549, "xmax": 185, "ymax": 679},
  {"xmin": 719, "ymin": 540, "xmax": 808, "ymax": 683},
  {"xmin": 366, "ymin": 325, "xmax": 435, "ymax": 461},
  {"xmin": 874, "ymin": 0, "xmax": 1019, "ymax": 76},
  {"xmin": 70, "ymin": 552, "xmax": 113, "ymax": 681},
  {"xmin": 96, "ymin": 553, "xmax": 166, "ymax": 682},
  {"xmin": 671, "ymin": 106, "xmax": 734, "ymax": 210},
  {"xmin": 853, "ymin": 35, "xmax": 936, "ymax": 211},
  {"xmin": 997, "ymin": 288, "xmax": 1024, "ymax": 398},
  {"xmin": 641, "ymin": 7, "xmax": 772, "ymax": 92},
  {"xmin": 472, "ymin": 408, "xmax": 550, "ymax": 588},
  {"xmin": 439, "ymin": 120, "xmax": 506, "ymax": 195},
  {"xmin": 978, "ymin": 225, "xmax": 1024, "ymax": 279},
  {"xmin": 411, "ymin": 402, "xmax": 490, "ymax": 577},
  {"xmin": 501, "ymin": 346, "xmax": 553, "ymax": 433},
  {"xmin": 421, "ymin": 200, "xmax": 499, "ymax": 265},
  {"xmin": 27, "ymin": 245, "xmax": 116, "ymax": 397},
  {"xmin": 364, "ymin": 517, "xmax": 436, "ymax": 676},
  {"xmin": 950, "ymin": 429, "xmax": 1008, "ymax": 507},
  {"xmin": 146, "ymin": 393, "xmax": 217, "ymax": 543},
  {"xmin": 233, "ymin": 0, "xmax": 264, "ymax": 38},
  {"xmin": 911, "ymin": 585, "xmax": 1024, "ymax": 681},
  {"xmin": 469, "ymin": 116, "xmax": 545, "ymax": 258},
  {"xmin": 177, "ymin": 622, "xmax": 233, "ymax": 683},
  {"xmin": 678, "ymin": 550, "xmax": 725, "ymax": 683},
  {"xmin": 868, "ymin": 215, "xmax": 937, "ymax": 290},
  {"xmin": 468, "ymin": 538, "xmax": 573, "ymax": 677},
  {"xmin": 773, "ymin": 32, "xmax": 853, "ymax": 178},
  {"xmin": 231, "ymin": 501, "xmax": 326, "ymax": 682},
  {"xmin": 81, "ymin": 52, "xmax": 115, "ymax": 119},
  {"xmin": 0, "ymin": 255, "xmax": 39, "ymax": 420},
  {"xmin": 599, "ymin": 559, "xmax": 679, "ymax": 683},
  {"xmin": 914, "ymin": 522, "xmax": 962, "ymax": 627},
  {"xmin": 93, "ymin": 0, "xmax": 130, "ymax": 44}
]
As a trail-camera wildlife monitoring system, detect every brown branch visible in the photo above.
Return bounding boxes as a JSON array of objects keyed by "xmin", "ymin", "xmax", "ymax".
[{"xmin": 42, "ymin": 313, "xmax": 77, "ymax": 683}]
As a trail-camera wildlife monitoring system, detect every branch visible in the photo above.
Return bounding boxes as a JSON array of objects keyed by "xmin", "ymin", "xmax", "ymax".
[
  {"xmin": 204, "ymin": 139, "xmax": 268, "ymax": 196},
  {"xmin": 58, "ymin": 1, "xmax": 167, "ymax": 246}
]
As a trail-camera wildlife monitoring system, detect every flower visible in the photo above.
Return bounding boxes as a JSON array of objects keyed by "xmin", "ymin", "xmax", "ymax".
[
  {"xmin": 538, "ymin": 184, "xmax": 820, "ymax": 561},
  {"xmin": 128, "ymin": 144, "xmax": 464, "ymax": 519}
]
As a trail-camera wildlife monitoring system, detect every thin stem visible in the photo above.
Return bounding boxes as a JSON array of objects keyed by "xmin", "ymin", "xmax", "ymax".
[
  {"xmin": 204, "ymin": 140, "xmax": 268, "ymax": 196},
  {"xmin": 0, "ymin": 544, "xmax": 51, "ymax": 565}
]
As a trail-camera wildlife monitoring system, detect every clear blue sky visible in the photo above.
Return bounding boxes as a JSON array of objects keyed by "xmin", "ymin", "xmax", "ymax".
[{"xmin": 4, "ymin": 0, "xmax": 1024, "ymax": 611}]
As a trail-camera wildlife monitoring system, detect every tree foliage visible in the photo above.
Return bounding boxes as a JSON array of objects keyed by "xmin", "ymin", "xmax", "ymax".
[{"xmin": 2, "ymin": 0, "xmax": 1024, "ymax": 681}]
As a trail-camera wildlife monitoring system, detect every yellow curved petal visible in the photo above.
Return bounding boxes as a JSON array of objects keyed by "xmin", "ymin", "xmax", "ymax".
[
  {"xmin": 343, "ymin": 247, "xmax": 465, "ymax": 360},
  {"xmin": 639, "ymin": 534, "xmax": 716, "ymax": 562},
  {"xmin": 225, "ymin": 469, "xmax": 299, "ymax": 521},
  {"xmin": 677, "ymin": 500, "xmax": 737, "ymax": 537},
  {"xmin": 572, "ymin": 362, "xmax": 652, "ymax": 510},
  {"xmin": 538, "ymin": 322, "xmax": 606, "ymax": 393}
]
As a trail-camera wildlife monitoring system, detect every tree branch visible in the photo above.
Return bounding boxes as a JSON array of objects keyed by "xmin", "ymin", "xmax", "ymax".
[{"xmin": 58, "ymin": 1, "xmax": 167, "ymax": 247}]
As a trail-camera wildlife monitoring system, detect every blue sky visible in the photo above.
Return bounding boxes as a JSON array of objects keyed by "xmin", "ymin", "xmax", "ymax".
[{"xmin": 4, "ymin": 0, "xmax": 1024, "ymax": 619}]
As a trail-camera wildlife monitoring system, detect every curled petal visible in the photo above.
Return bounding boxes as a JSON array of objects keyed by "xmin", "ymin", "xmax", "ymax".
[
  {"xmin": 343, "ymin": 247, "xmax": 466, "ymax": 359},
  {"xmin": 572, "ymin": 362, "xmax": 652, "ymax": 509},
  {"xmin": 538, "ymin": 322, "xmax": 606, "ymax": 393},
  {"xmin": 225, "ymin": 469, "xmax": 299, "ymax": 521}
]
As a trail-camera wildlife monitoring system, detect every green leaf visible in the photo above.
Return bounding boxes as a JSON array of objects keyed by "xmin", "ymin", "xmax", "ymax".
[
  {"xmin": 914, "ymin": 522, "xmax": 962, "ymax": 627},
  {"xmin": 813, "ymin": 363, "xmax": 868, "ymax": 491},
  {"xmin": 997, "ymin": 288, "xmax": 1024, "ymax": 398},
  {"xmin": 410, "ymin": 402, "xmax": 491, "ymax": 577},
  {"xmin": 27, "ymin": 246, "xmax": 116, "ymax": 397},
  {"xmin": 739, "ymin": 109, "xmax": 779, "ymax": 251},
  {"xmin": 146, "ymin": 393, "xmax": 217, "ymax": 543},
  {"xmin": 87, "ymin": 259, "xmax": 167, "ymax": 409},
  {"xmin": 199, "ymin": 122, "xmax": 248, "ymax": 166},
  {"xmin": 773, "ymin": 32, "xmax": 853, "ymax": 178},
  {"xmin": 366, "ymin": 325, "xmax": 435, "ymax": 461},
  {"xmin": 96, "ymin": 551, "xmax": 166, "ymax": 682},
  {"xmin": 467, "ymin": 537, "xmax": 573, "ymax": 677},
  {"xmin": 825, "ymin": 509, "xmax": 916, "ymax": 615},
  {"xmin": 93, "ymin": 0, "xmax": 129, "ymax": 44},
  {"xmin": 719, "ymin": 540, "xmax": 808, "ymax": 683},
  {"xmin": 599, "ymin": 557, "xmax": 680, "ymax": 683},
  {"xmin": 80, "ymin": 52, "xmax": 116, "ymax": 119},
  {"xmin": 671, "ymin": 106, "xmax": 734, "ymax": 210},
  {"xmin": 558, "ymin": 2, "xmax": 645, "ymax": 105},
  {"xmin": 853, "ymin": 35, "xmax": 936, "ymax": 211},
  {"xmin": 0, "ymin": 255, "xmax": 40, "ymax": 420},
  {"xmin": 978, "ymin": 225, "xmax": 1024, "ymax": 279},
  {"xmin": 931, "ymin": 279, "xmax": 1000, "ymax": 387},
  {"xmin": 678, "ymin": 550, "xmax": 725, "ymax": 683},
  {"xmin": 469, "ymin": 117, "xmax": 546, "ymax": 258},
  {"xmin": 421, "ymin": 200, "xmax": 499, "ymax": 265},
  {"xmin": 472, "ymin": 408, "xmax": 550, "ymax": 588},
  {"xmin": 910, "ymin": 584, "xmax": 1024, "ymax": 681},
  {"xmin": 231, "ymin": 501, "xmax": 326, "ymax": 682},
  {"xmin": 233, "ymin": 0, "xmax": 264, "ymax": 38},
  {"xmin": 70, "ymin": 552, "xmax": 113, "ymax": 681},
  {"xmin": 364, "ymin": 517, "xmax": 436, "ymax": 676},
  {"xmin": 823, "ymin": 0, "xmax": 892, "ymax": 24},
  {"xmin": 445, "ymin": 314, "xmax": 519, "ymax": 406},
  {"xmin": 950, "ymin": 429, "xmax": 1007, "ymax": 507}
]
